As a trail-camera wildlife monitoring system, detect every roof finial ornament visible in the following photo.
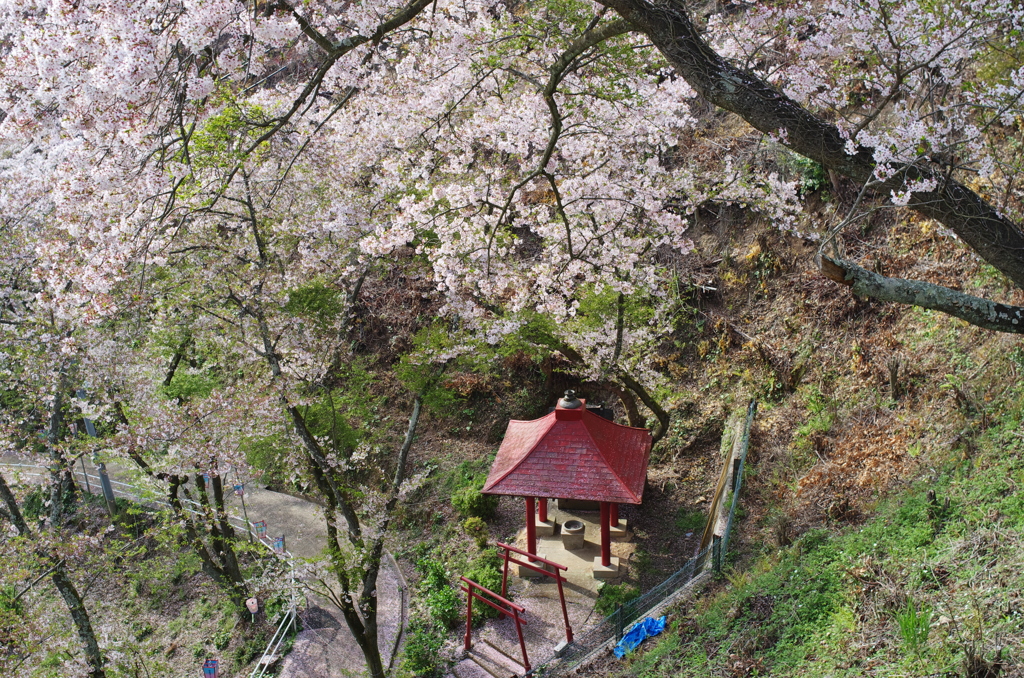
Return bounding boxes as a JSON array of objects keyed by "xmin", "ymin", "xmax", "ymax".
[{"xmin": 559, "ymin": 389, "xmax": 582, "ymax": 409}]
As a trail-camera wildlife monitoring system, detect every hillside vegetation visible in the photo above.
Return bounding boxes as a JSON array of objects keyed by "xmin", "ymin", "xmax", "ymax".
[
  {"xmin": 4, "ymin": 0, "xmax": 1024, "ymax": 676},
  {"xmin": 573, "ymin": 221, "xmax": 1024, "ymax": 676}
]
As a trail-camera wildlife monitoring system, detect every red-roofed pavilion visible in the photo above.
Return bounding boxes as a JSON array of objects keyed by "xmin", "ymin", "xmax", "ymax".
[{"xmin": 482, "ymin": 391, "xmax": 653, "ymax": 569}]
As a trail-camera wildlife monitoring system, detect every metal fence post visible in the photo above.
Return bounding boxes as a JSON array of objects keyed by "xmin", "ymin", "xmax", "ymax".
[
  {"xmin": 80, "ymin": 456, "xmax": 91, "ymax": 495},
  {"xmin": 615, "ymin": 604, "xmax": 624, "ymax": 640},
  {"xmin": 96, "ymin": 461, "xmax": 117, "ymax": 517},
  {"xmin": 713, "ymin": 534, "xmax": 722, "ymax": 573}
]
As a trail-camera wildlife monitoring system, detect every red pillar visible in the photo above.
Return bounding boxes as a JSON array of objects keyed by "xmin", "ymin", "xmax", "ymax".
[
  {"xmin": 525, "ymin": 496, "xmax": 537, "ymax": 556},
  {"xmin": 600, "ymin": 501, "xmax": 611, "ymax": 567},
  {"xmin": 610, "ymin": 502, "xmax": 619, "ymax": 527},
  {"xmin": 464, "ymin": 585, "xmax": 473, "ymax": 650},
  {"xmin": 538, "ymin": 497, "xmax": 548, "ymax": 523}
]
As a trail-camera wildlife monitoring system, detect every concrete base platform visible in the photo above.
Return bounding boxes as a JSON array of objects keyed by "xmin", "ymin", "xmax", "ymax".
[
  {"xmin": 517, "ymin": 551, "xmax": 553, "ymax": 578},
  {"xmin": 609, "ymin": 519, "xmax": 629, "ymax": 540},
  {"xmin": 513, "ymin": 506, "xmax": 635, "ymax": 593},
  {"xmin": 534, "ymin": 518, "xmax": 556, "ymax": 537},
  {"xmin": 592, "ymin": 557, "xmax": 621, "ymax": 579}
]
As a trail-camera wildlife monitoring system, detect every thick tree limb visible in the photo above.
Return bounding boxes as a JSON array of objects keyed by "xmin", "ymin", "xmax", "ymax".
[
  {"xmin": 0, "ymin": 471, "xmax": 31, "ymax": 536},
  {"xmin": 597, "ymin": 0, "xmax": 1024, "ymax": 289},
  {"xmin": 819, "ymin": 255, "xmax": 1024, "ymax": 333},
  {"xmin": 618, "ymin": 371, "xmax": 670, "ymax": 443},
  {"xmin": 46, "ymin": 377, "xmax": 77, "ymax": 528},
  {"xmin": 50, "ymin": 565, "xmax": 107, "ymax": 678},
  {"xmin": 606, "ymin": 381, "xmax": 646, "ymax": 428},
  {"xmin": 162, "ymin": 337, "xmax": 192, "ymax": 389}
]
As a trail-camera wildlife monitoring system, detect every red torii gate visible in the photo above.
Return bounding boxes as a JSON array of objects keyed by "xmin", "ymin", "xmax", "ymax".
[
  {"xmin": 496, "ymin": 541, "xmax": 572, "ymax": 643},
  {"xmin": 459, "ymin": 577, "xmax": 530, "ymax": 672}
]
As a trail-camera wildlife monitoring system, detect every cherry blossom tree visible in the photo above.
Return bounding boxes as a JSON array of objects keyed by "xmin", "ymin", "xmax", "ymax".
[
  {"xmin": 4, "ymin": 0, "xmax": 1024, "ymax": 670},
  {"xmin": 3, "ymin": 0, "xmax": 1024, "ymax": 358},
  {"xmin": 0, "ymin": 474, "xmax": 106, "ymax": 678}
]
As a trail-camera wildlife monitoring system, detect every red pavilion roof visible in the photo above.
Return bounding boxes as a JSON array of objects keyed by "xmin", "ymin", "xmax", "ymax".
[{"xmin": 482, "ymin": 399, "xmax": 652, "ymax": 504}]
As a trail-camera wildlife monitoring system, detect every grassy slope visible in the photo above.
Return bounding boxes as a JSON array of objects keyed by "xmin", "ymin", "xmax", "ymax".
[
  {"xmin": 588, "ymin": 216, "xmax": 1024, "ymax": 676},
  {"xmin": 614, "ymin": 428, "xmax": 1024, "ymax": 676}
]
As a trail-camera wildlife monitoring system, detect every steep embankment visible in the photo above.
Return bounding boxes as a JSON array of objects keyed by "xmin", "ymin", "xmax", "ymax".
[
  {"xmin": 575, "ymin": 203, "xmax": 1024, "ymax": 676},
  {"xmin": 599, "ymin": 417, "xmax": 1024, "ymax": 676}
]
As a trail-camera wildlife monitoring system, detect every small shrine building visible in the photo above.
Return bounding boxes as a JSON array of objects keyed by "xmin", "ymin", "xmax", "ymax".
[{"xmin": 482, "ymin": 391, "xmax": 653, "ymax": 576}]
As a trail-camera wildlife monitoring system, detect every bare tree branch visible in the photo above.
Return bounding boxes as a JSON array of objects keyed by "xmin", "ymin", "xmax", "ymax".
[{"xmin": 819, "ymin": 255, "xmax": 1024, "ymax": 333}]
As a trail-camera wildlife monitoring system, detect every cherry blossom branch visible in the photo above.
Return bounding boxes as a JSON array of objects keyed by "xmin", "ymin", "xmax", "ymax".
[
  {"xmin": 242, "ymin": 0, "xmax": 436, "ymax": 157},
  {"xmin": 599, "ymin": 0, "xmax": 1024, "ymax": 289},
  {"xmin": 484, "ymin": 18, "xmax": 632, "ymax": 272}
]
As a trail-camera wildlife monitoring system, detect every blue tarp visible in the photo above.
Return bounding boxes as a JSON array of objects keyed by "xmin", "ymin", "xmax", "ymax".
[{"xmin": 613, "ymin": 615, "xmax": 667, "ymax": 658}]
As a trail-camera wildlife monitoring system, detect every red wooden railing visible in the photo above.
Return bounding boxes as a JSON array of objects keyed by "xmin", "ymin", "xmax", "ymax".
[
  {"xmin": 459, "ymin": 576, "xmax": 530, "ymax": 672},
  {"xmin": 496, "ymin": 541, "xmax": 573, "ymax": 643}
]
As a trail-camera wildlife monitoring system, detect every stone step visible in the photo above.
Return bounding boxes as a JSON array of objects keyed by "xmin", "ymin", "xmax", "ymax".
[
  {"xmin": 481, "ymin": 639, "xmax": 525, "ymax": 671},
  {"xmin": 451, "ymin": 657, "xmax": 495, "ymax": 678},
  {"xmin": 467, "ymin": 638, "xmax": 524, "ymax": 677}
]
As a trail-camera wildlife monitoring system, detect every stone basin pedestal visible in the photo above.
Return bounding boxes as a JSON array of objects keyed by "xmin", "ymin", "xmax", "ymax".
[{"xmin": 561, "ymin": 519, "xmax": 586, "ymax": 550}]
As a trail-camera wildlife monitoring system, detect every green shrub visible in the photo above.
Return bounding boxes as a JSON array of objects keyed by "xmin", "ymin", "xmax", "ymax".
[
  {"xmin": 213, "ymin": 629, "xmax": 232, "ymax": 650},
  {"xmin": 231, "ymin": 634, "xmax": 268, "ymax": 668},
  {"xmin": 425, "ymin": 586, "xmax": 461, "ymax": 630},
  {"xmin": 21, "ymin": 486, "xmax": 46, "ymax": 522},
  {"xmin": 451, "ymin": 483, "xmax": 498, "ymax": 520},
  {"xmin": 401, "ymin": 619, "xmax": 447, "ymax": 677},
  {"xmin": 0, "ymin": 585, "xmax": 22, "ymax": 617},
  {"xmin": 463, "ymin": 516, "xmax": 489, "ymax": 549},
  {"xmin": 464, "ymin": 549, "xmax": 506, "ymax": 623},
  {"xmin": 416, "ymin": 558, "xmax": 461, "ymax": 629},
  {"xmin": 595, "ymin": 583, "xmax": 640, "ymax": 617}
]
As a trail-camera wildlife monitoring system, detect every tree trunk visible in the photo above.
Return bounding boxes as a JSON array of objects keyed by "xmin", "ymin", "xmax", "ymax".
[
  {"xmin": 312, "ymin": 398, "xmax": 421, "ymax": 678},
  {"xmin": 606, "ymin": 382, "xmax": 646, "ymax": 428},
  {"xmin": 0, "ymin": 472, "xmax": 106, "ymax": 678},
  {"xmin": 166, "ymin": 476, "xmax": 248, "ymax": 606},
  {"xmin": 209, "ymin": 475, "xmax": 247, "ymax": 604},
  {"xmin": 618, "ymin": 372, "xmax": 670, "ymax": 443},
  {"xmin": 50, "ymin": 564, "xmax": 107, "ymax": 678},
  {"xmin": 47, "ymin": 385, "xmax": 77, "ymax": 527}
]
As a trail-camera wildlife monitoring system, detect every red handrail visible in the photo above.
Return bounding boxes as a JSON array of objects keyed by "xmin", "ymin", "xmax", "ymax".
[
  {"xmin": 495, "ymin": 542, "xmax": 574, "ymax": 643},
  {"xmin": 460, "ymin": 576, "xmax": 530, "ymax": 671},
  {"xmin": 458, "ymin": 576, "xmax": 526, "ymax": 613},
  {"xmin": 495, "ymin": 541, "xmax": 568, "ymax": 570}
]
